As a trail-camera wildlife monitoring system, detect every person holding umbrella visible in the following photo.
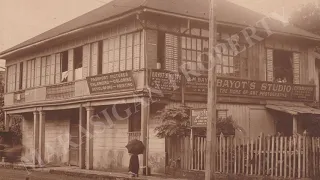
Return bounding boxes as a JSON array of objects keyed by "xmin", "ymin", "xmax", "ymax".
[{"xmin": 126, "ymin": 139, "xmax": 145, "ymax": 177}]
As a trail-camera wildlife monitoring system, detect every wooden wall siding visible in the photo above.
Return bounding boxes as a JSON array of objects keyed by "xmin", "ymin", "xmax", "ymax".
[
  {"xmin": 21, "ymin": 117, "xmax": 34, "ymax": 163},
  {"xmin": 35, "ymin": 57, "xmax": 41, "ymax": 86},
  {"xmin": 68, "ymin": 49, "xmax": 74, "ymax": 82},
  {"xmin": 6, "ymin": 18, "xmax": 142, "ymax": 66},
  {"xmin": 55, "ymin": 54, "xmax": 61, "ymax": 84},
  {"xmin": 247, "ymin": 44, "xmax": 260, "ymax": 80},
  {"xmin": 91, "ymin": 42, "xmax": 98, "ymax": 76},
  {"xmin": 145, "ymin": 30, "xmax": 158, "ymax": 69},
  {"xmin": 22, "ymin": 61, "xmax": 27, "ymax": 89},
  {"xmin": 166, "ymin": 102, "xmax": 274, "ymax": 138}
]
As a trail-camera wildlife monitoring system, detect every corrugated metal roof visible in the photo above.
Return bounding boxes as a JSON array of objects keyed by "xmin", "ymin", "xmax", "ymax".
[
  {"xmin": 1, "ymin": 0, "xmax": 320, "ymax": 57},
  {"xmin": 266, "ymin": 104, "xmax": 320, "ymax": 115}
]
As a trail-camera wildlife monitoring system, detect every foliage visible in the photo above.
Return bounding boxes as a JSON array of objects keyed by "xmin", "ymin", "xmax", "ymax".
[
  {"xmin": 154, "ymin": 106, "xmax": 246, "ymax": 138},
  {"xmin": 9, "ymin": 115, "xmax": 23, "ymax": 145},
  {"xmin": 154, "ymin": 107, "xmax": 191, "ymax": 138},
  {"xmin": 289, "ymin": 3, "xmax": 320, "ymax": 35}
]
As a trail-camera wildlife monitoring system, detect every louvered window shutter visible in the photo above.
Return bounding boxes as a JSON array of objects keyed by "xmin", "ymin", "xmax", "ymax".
[
  {"xmin": 266, "ymin": 49, "xmax": 273, "ymax": 82},
  {"xmin": 102, "ymin": 39, "xmax": 109, "ymax": 74},
  {"xmin": 68, "ymin": 49, "xmax": 74, "ymax": 81},
  {"xmin": 41, "ymin": 57, "xmax": 46, "ymax": 86},
  {"xmin": 165, "ymin": 33, "xmax": 179, "ymax": 71},
  {"xmin": 15, "ymin": 63, "xmax": 20, "ymax": 91},
  {"xmin": 91, "ymin": 42, "xmax": 99, "ymax": 76},
  {"xmin": 35, "ymin": 57, "xmax": 41, "ymax": 86},
  {"xmin": 293, "ymin": 52, "xmax": 300, "ymax": 84},
  {"xmin": 22, "ymin": 61, "xmax": 27, "ymax": 89},
  {"xmin": 82, "ymin": 44, "xmax": 90, "ymax": 78},
  {"xmin": 50, "ymin": 55, "xmax": 56, "ymax": 84},
  {"xmin": 55, "ymin": 54, "xmax": 61, "ymax": 84}
]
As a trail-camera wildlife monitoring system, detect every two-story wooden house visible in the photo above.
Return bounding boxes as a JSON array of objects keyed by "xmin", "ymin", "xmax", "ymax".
[{"xmin": 1, "ymin": 0, "xmax": 320, "ymax": 174}]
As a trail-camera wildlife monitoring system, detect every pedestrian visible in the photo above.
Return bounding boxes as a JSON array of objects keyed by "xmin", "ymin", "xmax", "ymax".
[{"xmin": 128, "ymin": 153, "xmax": 139, "ymax": 177}]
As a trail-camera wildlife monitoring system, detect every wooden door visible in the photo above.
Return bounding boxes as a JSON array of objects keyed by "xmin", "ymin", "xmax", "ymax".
[{"xmin": 69, "ymin": 118, "xmax": 79, "ymax": 166}]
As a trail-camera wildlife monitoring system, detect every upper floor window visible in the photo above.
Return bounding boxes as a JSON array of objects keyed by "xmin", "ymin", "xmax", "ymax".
[
  {"xmin": 181, "ymin": 36, "xmax": 209, "ymax": 73},
  {"xmin": 266, "ymin": 49, "xmax": 300, "ymax": 84},
  {"xmin": 7, "ymin": 65, "xmax": 17, "ymax": 92},
  {"xmin": 26, "ymin": 59, "xmax": 36, "ymax": 88},
  {"xmin": 102, "ymin": 31, "xmax": 144, "ymax": 74},
  {"xmin": 216, "ymin": 44, "xmax": 247, "ymax": 78}
]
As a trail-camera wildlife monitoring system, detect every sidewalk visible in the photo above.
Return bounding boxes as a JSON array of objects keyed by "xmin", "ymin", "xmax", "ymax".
[{"xmin": 33, "ymin": 166, "xmax": 190, "ymax": 180}]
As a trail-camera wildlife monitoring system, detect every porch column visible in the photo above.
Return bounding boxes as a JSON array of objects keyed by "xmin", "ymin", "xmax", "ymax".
[
  {"xmin": 4, "ymin": 112, "xmax": 9, "ymax": 131},
  {"xmin": 141, "ymin": 97, "xmax": 150, "ymax": 175},
  {"xmin": 85, "ymin": 107, "xmax": 94, "ymax": 170},
  {"xmin": 33, "ymin": 111, "xmax": 39, "ymax": 165},
  {"xmin": 79, "ymin": 105, "xmax": 86, "ymax": 169},
  {"xmin": 293, "ymin": 115, "xmax": 298, "ymax": 134},
  {"xmin": 38, "ymin": 111, "xmax": 46, "ymax": 166}
]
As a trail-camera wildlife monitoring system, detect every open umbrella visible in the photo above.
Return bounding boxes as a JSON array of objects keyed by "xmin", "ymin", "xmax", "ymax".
[{"xmin": 125, "ymin": 139, "xmax": 145, "ymax": 155}]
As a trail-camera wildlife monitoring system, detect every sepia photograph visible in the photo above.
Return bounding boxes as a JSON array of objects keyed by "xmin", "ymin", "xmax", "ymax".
[{"xmin": 1, "ymin": 0, "xmax": 320, "ymax": 179}]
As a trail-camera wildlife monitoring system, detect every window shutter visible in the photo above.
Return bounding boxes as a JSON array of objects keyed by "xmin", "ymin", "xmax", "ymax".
[
  {"xmin": 82, "ymin": 44, "xmax": 90, "ymax": 78},
  {"xmin": 41, "ymin": 57, "xmax": 46, "ymax": 86},
  {"xmin": 50, "ymin": 54, "xmax": 56, "ymax": 84},
  {"xmin": 293, "ymin": 52, "xmax": 300, "ymax": 84},
  {"xmin": 15, "ymin": 63, "xmax": 20, "ymax": 91},
  {"xmin": 266, "ymin": 49, "xmax": 273, "ymax": 82},
  {"xmin": 140, "ymin": 32, "xmax": 145, "ymax": 69},
  {"xmin": 12, "ymin": 65, "xmax": 16, "ymax": 91},
  {"xmin": 133, "ymin": 32, "xmax": 141, "ymax": 70},
  {"xmin": 55, "ymin": 54, "xmax": 61, "ymax": 84},
  {"xmin": 22, "ymin": 61, "xmax": 27, "ymax": 89},
  {"xmin": 165, "ymin": 33, "xmax": 179, "ymax": 71},
  {"xmin": 68, "ymin": 49, "xmax": 74, "ymax": 81},
  {"xmin": 46, "ymin": 57, "xmax": 51, "ymax": 85},
  {"xmin": 31, "ymin": 59, "xmax": 35, "ymax": 87},
  {"xmin": 120, "ymin": 35, "xmax": 126, "ymax": 71},
  {"xmin": 27, "ymin": 60, "xmax": 32, "ymax": 88},
  {"xmin": 91, "ymin": 42, "xmax": 98, "ymax": 76},
  {"xmin": 102, "ymin": 39, "xmax": 109, "ymax": 74},
  {"xmin": 35, "ymin": 57, "xmax": 41, "ymax": 86}
]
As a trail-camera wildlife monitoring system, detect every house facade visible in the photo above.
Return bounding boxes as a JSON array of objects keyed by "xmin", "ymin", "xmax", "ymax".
[{"xmin": 1, "ymin": 0, "xmax": 320, "ymax": 174}]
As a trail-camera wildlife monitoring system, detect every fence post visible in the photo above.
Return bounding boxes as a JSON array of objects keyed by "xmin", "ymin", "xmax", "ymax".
[{"xmin": 258, "ymin": 133, "xmax": 263, "ymax": 175}]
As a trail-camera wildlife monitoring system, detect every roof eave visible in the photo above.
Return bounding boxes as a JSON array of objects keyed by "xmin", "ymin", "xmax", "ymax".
[{"xmin": 0, "ymin": 9, "xmax": 142, "ymax": 60}]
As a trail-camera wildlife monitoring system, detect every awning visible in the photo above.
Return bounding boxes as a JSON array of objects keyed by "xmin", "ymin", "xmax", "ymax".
[{"xmin": 266, "ymin": 104, "xmax": 320, "ymax": 115}]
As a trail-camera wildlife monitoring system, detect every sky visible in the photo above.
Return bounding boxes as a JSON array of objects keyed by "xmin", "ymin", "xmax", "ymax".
[{"xmin": 0, "ymin": 0, "xmax": 318, "ymax": 67}]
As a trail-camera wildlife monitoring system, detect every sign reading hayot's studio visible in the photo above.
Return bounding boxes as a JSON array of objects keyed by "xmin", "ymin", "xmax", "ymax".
[
  {"xmin": 87, "ymin": 71, "xmax": 135, "ymax": 94},
  {"xmin": 149, "ymin": 70, "xmax": 315, "ymax": 102}
]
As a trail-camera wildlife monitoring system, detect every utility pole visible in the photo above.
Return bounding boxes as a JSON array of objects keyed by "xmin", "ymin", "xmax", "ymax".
[{"xmin": 205, "ymin": 0, "xmax": 217, "ymax": 179}]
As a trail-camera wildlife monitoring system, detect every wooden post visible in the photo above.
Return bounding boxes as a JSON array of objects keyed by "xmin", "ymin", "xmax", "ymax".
[
  {"xmin": 205, "ymin": 0, "xmax": 217, "ymax": 179},
  {"xmin": 86, "ymin": 107, "xmax": 94, "ymax": 170},
  {"xmin": 38, "ymin": 110, "xmax": 46, "ymax": 166},
  {"xmin": 33, "ymin": 111, "xmax": 39, "ymax": 165},
  {"xmin": 293, "ymin": 116, "xmax": 298, "ymax": 135},
  {"xmin": 79, "ymin": 105, "xmax": 86, "ymax": 169},
  {"xmin": 141, "ymin": 97, "xmax": 150, "ymax": 175}
]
